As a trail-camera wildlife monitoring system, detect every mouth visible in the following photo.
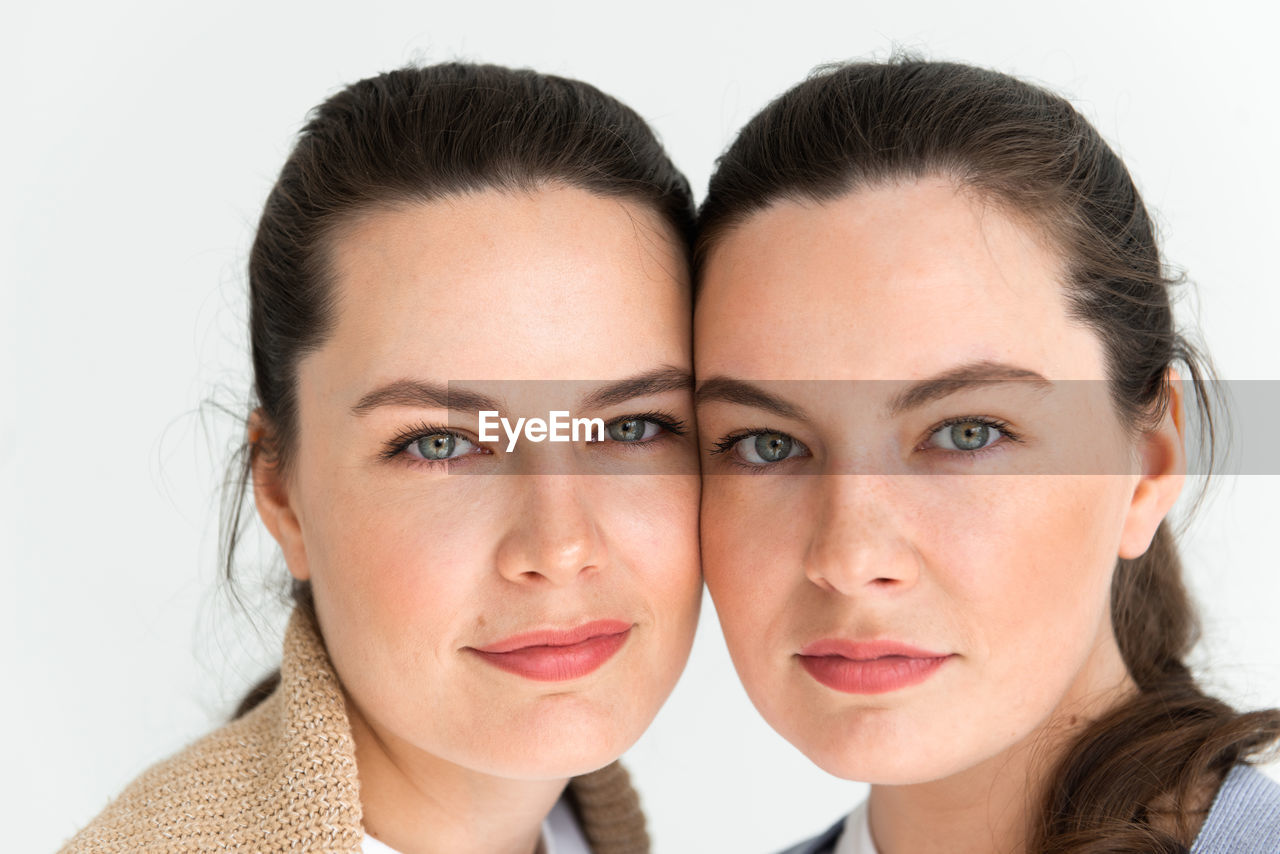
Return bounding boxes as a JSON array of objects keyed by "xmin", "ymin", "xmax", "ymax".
[
  {"xmin": 467, "ymin": 620, "xmax": 633, "ymax": 682},
  {"xmin": 796, "ymin": 639, "xmax": 953, "ymax": 695}
]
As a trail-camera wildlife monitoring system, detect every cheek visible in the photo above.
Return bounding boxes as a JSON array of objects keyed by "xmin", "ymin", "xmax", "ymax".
[
  {"xmin": 598, "ymin": 473, "xmax": 703, "ymax": 620},
  {"xmin": 700, "ymin": 476, "xmax": 802, "ymax": 661},
  {"xmin": 926, "ymin": 475, "xmax": 1131, "ymax": 698},
  {"xmin": 299, "ymin": 468, "xmax": 510, "ymax": 644}
]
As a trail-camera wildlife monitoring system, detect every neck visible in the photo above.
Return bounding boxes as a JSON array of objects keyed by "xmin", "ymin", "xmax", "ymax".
[
  {"xmin": 347, "ymin": 692, "xmax": 567, "ymax": 854},
  {"xmin": 866, "ymin": 636, "xmax": 1138, "ymax": 854}
]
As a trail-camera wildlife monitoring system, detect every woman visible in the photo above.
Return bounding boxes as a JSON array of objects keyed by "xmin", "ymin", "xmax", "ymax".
[
  {"xmin": 693, "ymin": 60, "xmax": 1280, "ymax": 852},
  {"xmin": 60, "ymin": 63, "xmax": 702, "ymax": 854}
]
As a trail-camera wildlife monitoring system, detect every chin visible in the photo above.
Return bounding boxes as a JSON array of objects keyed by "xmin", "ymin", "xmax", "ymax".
[
  {"xmin": 767, "ymin": 701, "xmax": 974, "ymax": 786},
  {"xmin": 472, "ymin": 735, "xmax": 637, "ymax": 781},
  {"xmin": 475, "ymin": 696, "xmax": 650, "ymax": 781},
  {"xmin": 494, "ymin": 746, "xmax": 628, "ymax": 781},
  {"xmin": 803, "ymin": 740, "xmax": 968, "ymax": 786}
]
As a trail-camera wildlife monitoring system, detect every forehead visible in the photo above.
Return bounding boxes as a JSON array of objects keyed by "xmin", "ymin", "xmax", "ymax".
[
  {"xmin": 695, "ymin": 177, "xmax": 1106, "ymax": 382},
  {"xmin": 301, "ymin": 185, "xmax": 690, "ymax": 395}
]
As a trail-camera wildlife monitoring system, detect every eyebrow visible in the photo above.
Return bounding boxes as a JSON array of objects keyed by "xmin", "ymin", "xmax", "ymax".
[
  {"xmin": 889, "ymin": 360, "xmax": 1051, "ymax": 414},
  {"xmin": 578, "ymin": 366, "xmax": 694, "ymax": 410},
  {"xmin": 350, "ymin": 380, "xmax": 501, "ymax": 415},
  {"xmin": 350, "ymin": 367, "xmax": 693, "ymax": 416},
  {"xmin": 694, "ymin": 361, "xmax": 1048, "ymax": 420},
  {"xmin": 694, "ymin": 377, "xmax": 808, "ymax": 420}
]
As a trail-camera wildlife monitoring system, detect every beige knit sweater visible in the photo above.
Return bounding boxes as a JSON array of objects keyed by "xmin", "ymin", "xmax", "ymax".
[{"xmin": 59, "ymin": 608, "xmax": 650, "ymax": 853}]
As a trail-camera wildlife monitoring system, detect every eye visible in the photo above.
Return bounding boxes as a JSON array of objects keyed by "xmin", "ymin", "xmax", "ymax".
[
  {"xmin": 605, "ymin": 417, "xmax": 662, "ymax": 443},
  {"xmin": 597, "ymin": 413, "xmax": 686, "ymax": 444},
  {"xmin": 926, "ymin": 419, "xmax": 1005, "ymax": 452},
  {"xmin": 714, "ymin": 430, "xmax": 809, "ymax": 465},
  {"xmin": 405, "ymin": 431, "xmax": 478, "ymax": 461}
]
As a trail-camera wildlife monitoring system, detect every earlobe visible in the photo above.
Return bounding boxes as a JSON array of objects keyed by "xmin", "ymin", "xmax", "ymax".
[
  {"xmin": 1117, "ymin": 372, "xmax": 1187, "ymax": 559},
  {"xmin": 248, "ymin": 410, "xmax": 311, "ymax": 581}
]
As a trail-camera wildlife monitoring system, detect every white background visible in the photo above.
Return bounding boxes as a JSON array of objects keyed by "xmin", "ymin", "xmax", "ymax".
[{"xmin": 6, "ymin": 2, "xmax": 1279, "ymax": 852}]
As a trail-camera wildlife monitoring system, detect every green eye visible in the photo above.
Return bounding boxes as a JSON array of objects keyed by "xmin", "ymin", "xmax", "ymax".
[
  {"xmin": 928, "ymin": 419, "xmax": 1002, "ymax": 452},
  {"xmin": 410, "ymin": 433, "xmax": 473, "ymax": 461},
  {"xmin": 721, "ymin": 430, "xmax": 807, "ymax": 465},
  {"xmin": 608, "ymin": 418, "xmax": 643, "ymax": 442},
  {"xmin": 950, "ymin": 422, "xmax": 989, "ymax": 451},
  {"xmin": 606, "ymin": 418, "xmax": 661, "ymax": 443},
  {"xmin": 754, "ymin": 433, "xmax": 794, "ymax": 462}
]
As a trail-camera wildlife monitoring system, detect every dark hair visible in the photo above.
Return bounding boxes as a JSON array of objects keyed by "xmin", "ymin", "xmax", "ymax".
[
  {"xmin": 697, "ymin": 58, "xmax": 1280, "ymax": 852},
  {"xmin": 223, "ymin": 62, "xmax": 694, "ymax": 719}
]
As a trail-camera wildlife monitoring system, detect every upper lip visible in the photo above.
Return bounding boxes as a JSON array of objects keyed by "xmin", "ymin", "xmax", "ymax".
[
  {"xmin": 470, "ymin": 620, "xmax": 633, "ymax": 654},
  {"xmin": 798, "ymin": 638, "xmax": 949, "ymax": 660}
]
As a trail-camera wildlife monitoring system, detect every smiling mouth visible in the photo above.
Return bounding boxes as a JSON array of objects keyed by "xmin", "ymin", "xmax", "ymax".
[{"xmin": 467, "ymin": 621, "xmax": 632, "ymax": 682}]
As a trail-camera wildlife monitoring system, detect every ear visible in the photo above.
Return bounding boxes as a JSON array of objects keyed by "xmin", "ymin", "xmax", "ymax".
[
  {"xmin": 249, "ymin": 409, "xmax": 311, "ymax": 581},
  {"xmin": 1117, "ymin": 370, "xmax": 1187, "ymax": 559}
]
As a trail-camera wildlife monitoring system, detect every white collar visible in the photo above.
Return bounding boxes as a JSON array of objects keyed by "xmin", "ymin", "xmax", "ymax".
[
  {"xmin": 360, "ymin": 796, "xmax": 590, "ymax": 854},
  {"xmin": 833, "ymin": 800, "xmax": 879, "ymax": 854}
]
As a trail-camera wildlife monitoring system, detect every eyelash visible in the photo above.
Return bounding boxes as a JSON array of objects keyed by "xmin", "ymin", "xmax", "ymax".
[
  {"xmin": 708, "ymin": 426, "xmax": 793, "ymax": 458},
  {"xmin": 599, "ymin": 411, "xmax": 689, "ymax": 446},
  {"xmin": 919, "ymin": 415, "xmax": 1021, "ymax": 458},
  {"xmin": 707, "ymin": 416, "xmax": 1022, "ymax": 468},
  {"xmin": 706, "ymin": 426, "xmax": 809, "ymax": 474},
  {"xmin": 380, "ymin": 411, "xmax": 689, "ymax": 467},
  {"xmin": 379, "ymin": 421, "xmax": 474, "ymax": 465}
]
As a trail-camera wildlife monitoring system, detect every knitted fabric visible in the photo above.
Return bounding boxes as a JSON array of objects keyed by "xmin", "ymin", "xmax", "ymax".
[{"xmin": 59, "ymin": 608, "xmax": 650, "ymax": 853}]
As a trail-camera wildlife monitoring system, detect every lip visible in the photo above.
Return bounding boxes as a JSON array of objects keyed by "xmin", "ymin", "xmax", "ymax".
[
  {"xmin": 796, "ymin": 638, "xmax": 952, "ymax": 694},
  {"xmin": 468, "ymin": 620, "xmax": 632, "ymax": 682}
]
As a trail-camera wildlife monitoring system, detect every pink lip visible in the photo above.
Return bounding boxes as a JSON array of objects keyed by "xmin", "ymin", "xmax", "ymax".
[
  {"xmin": 797, "ymin": 639, "xmax": 952, "ymax": 694},
  {"xmin": 468, "ymin": 620, "xmax": 632, "ymax": 682}
]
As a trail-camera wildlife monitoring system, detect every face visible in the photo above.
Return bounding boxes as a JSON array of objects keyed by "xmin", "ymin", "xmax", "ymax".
[
  {"xmin": 256, "ymin": 185, "xmax": 701, "ymax": 780},
  {"xmin": 695, "ymin": 177, "xmax": 1182, "ymax": 784}
]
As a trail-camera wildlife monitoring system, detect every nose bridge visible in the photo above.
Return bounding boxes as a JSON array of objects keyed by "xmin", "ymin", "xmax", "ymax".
[
  {"xmin": 494, "ymin": 473, "xmax": 602, "ymax": 585},
  {"xmin": 804, "ymin": 474, "xmax": 918, "ymax": 595}
]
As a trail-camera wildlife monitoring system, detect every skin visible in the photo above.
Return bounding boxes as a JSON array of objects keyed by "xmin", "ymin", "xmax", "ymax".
[
  {"xmin": 695, "ymin": 177, "xmax": 1185, "ymax": 854},
  {"xmin": 251, "ymin": 185, "xmax": 702, "ymax": 854}
]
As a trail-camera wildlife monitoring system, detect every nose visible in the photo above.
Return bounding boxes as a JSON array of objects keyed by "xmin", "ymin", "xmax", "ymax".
[
  {"xmin": 803, "ymin": 475, "xmax": 921, "ymax": 596},
  {"xmin": 494, "ymin": 475, "xmax": 603, "ymax": 585}
]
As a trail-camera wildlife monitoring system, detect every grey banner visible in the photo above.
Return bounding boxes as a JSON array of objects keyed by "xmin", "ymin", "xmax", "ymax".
[{"xmin": 400, "ymin": 379, "xmax": 1280, "ymax": 475}]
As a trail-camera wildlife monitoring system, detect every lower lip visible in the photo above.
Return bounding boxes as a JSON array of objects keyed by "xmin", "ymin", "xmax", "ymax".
[
  {"xmin": 798, "ymin": 653, "xmax": 950, "ymax": 694},
  {"xmin": 470, "ymin": 629, "xmax": 631, "ymax": 682}
]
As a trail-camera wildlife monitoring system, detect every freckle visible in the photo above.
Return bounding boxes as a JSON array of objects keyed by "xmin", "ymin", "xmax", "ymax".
[{"xmin": 477, "ymin": 615, "xmax": 487, "ymax": 629}]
